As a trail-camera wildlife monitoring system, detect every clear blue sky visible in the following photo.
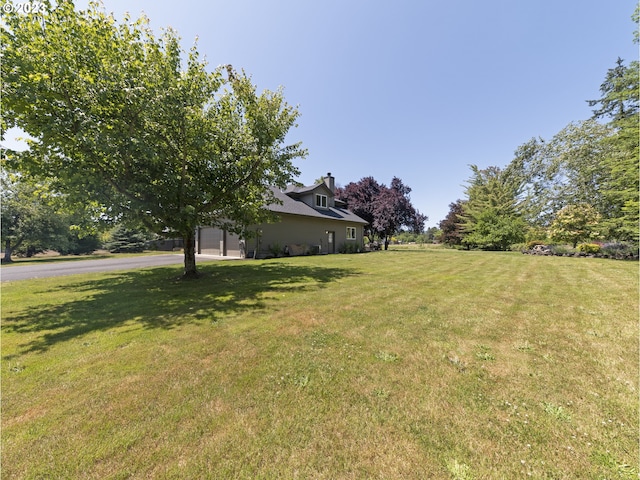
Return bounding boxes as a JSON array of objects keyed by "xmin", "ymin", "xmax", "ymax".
[{"xmin": 5, "ymin": 1, "xmax": 638, "ymax": 227}]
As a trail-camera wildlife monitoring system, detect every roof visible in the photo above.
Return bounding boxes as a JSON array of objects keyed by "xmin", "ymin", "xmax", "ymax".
[
  {"xmin": 267, "ymin": 186, "xmax": 368, "ymax": 224},
  {"xmin": 284, "ymin": 183, "xmax": 332, "ymax": 197}
]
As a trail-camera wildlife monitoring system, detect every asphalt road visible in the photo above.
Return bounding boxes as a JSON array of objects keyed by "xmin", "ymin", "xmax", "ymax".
[{"xmin": 0, "ymin": 254, "xmax": 236, "ymax": 282}]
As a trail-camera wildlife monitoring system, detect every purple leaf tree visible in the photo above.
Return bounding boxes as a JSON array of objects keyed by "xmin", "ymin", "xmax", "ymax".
[{"xmin": 337, "ymin": 176, "xmax": 426, "ymax": 248}]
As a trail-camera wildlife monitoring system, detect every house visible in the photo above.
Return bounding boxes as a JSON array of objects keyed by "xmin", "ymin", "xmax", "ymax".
[{"xmin": 196, "ymin": 173, "xmax": 368, "ymax": 258}]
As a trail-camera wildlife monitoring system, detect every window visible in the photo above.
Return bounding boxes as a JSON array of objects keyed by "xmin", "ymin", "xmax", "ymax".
[
  {"xmin": 315, "ymin": 194, "xmax": 327, "ymax": 208},
  {"xmin": 346, "ymin": 227, "xmax": 356, "ymax": 240}
]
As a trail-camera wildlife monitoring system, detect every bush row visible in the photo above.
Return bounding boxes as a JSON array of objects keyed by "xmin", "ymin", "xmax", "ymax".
[{"xmin": 519, "ymin": 241, "xmax": 639, "ymax": 260}]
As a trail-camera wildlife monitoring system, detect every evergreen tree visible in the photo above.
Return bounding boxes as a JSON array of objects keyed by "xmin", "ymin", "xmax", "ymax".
[
  {"xmin": 460, "ymin": 166, "xmax": 526, "ymax": 250},
  {"xmin": 589, "ymin": 58, "xmax": 639, "ymax": 242},
  {"xmin": 587, "ymin": 57, "xmax": 639, "ymax": 122},
  {"xmin": 103, "ymin": 225, "xmax": 153, "ymax": 253}
]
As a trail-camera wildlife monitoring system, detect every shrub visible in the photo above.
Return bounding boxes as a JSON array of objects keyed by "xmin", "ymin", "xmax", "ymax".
[
  {"xmin": 524, "ymin": 226, "xmax": 548, "ymax": 243},
  {"xmin": 577, "ymin": 243, "xmax": 601, "ymax": 254},
  {"xmin": 338, "ymin": 243, "xmax": 361, "ymax": 254},
  {"xmin": 600, "ymin": 242, "xmax": 639, "ymax": 259},
  {"xmin": 510, "ymin": 243, "xmax": 527, "ymax": 252},
  {"xmin": 526, "ymin": 240, "xmax": 547, "ymax": 250},
  {"xmin": 268, "ymin": 243, "xmax": 283, "ymax": 257},
  {"xmin": 57, "ymin": 234, "xmax": 101, "ymax": 255},
  {"xmin": 548, "ymin": 244, "xmax": 575, "ymax": 256}
]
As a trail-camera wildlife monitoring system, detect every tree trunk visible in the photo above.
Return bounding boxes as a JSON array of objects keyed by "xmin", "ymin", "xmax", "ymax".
[
  {"xmin": 2, "ymin": 239, "xmax": 13, "ymax": 264},
  {"xmin": 183, "ymin": 230, "xmax": 199, "ymax": 278}
]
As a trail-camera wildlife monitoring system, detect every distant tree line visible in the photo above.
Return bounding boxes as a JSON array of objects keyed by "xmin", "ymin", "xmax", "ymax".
[
  {"xmin": 394, "ymin": 228, "xmax": 441, "ymax": 245},
  {"xmin": 438, "ymin": 14, "xmax": 638, "ymax": 252},
  {"xmin": 0, "ymin": 171, "xmax": 161, "ymax": 262}
]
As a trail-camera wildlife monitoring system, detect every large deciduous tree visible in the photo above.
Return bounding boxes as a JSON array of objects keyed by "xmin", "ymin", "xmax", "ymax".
[
  {"xmin": 1, "ymin": 174, "xmax": 65, "ymax": 262},
  {"xmin": 335, "ymin": 176, "xmax": 382, "ymax": 230},
  {"xmin": 508, "ymin": 58, "xmax": 638, "ymax": 243},
  {"xmin": 373, "ymin": 177, "xmax": 426, "ymax": 246},
  {"xmin": 336, "ymin": 176, "xmax": 426, "ymax": 246},
  {"xmin": 2, "ymin": 1, "xmax": 306, "ymax": 277},
  {"xmin": 508, "ymin": 121, "xmax": 615, "ymax": 228},
  {"xmin": 453, "ymin": 14, "xmax": 638, "ymax": 247},
  {"xmin": 438, "ymin": 200, "xmax": 466, "ymax": 247},
  {"xmin": 1, "ymin": 172, "xmax": 105, "ymax": 261}
]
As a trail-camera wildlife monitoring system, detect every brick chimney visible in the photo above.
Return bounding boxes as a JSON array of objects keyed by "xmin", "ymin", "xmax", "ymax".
[{"xmin": 323, "ymin": 172, "xmax": 335, "ymax": 194}]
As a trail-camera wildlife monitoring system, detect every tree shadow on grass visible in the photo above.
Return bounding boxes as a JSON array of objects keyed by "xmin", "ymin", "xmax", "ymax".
[{"xmin": 3, "ymin": 261, "xmax": 359, "ymax": 354}]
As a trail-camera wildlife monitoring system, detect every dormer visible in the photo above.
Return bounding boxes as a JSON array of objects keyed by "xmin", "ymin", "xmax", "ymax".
[
  {"xmin": 284, "ymin": 173, "xmax": 336, "ymax": 209},
  {"xmin": 306, "ymin": 183, "xmax": 334, "ymax": 209},
  {"xmin": 314, "ymin": 190, "xmax": 329, "ymax": 209}
]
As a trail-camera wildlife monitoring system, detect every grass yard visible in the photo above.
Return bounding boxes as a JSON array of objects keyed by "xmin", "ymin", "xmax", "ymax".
[{"xmin": 1, "ymin": 249, "xmax": 638, "ymax": 479}]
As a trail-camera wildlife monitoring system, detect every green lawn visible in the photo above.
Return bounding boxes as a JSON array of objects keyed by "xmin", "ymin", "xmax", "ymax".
[{"xmin": 2, "ymin": 249, "xmax": 638, "ymax": 479}]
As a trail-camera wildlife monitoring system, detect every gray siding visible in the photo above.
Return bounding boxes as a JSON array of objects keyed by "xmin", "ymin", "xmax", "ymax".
[
  {"xmin": 196, "ymin": 178, "xmax": 367, "ymax": 258},
  {"xmin": 197, "ymin": 228, "xmax": 244, "ymax": 257},
  {"xmin": 245, "ymin": 213, "xmax": 364, "ymax": 258}
]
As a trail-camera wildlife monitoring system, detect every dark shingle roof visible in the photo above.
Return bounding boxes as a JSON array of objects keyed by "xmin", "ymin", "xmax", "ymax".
[{"xmin": 267, "ymin": 186, "xmax": 367, "ymax": 224}]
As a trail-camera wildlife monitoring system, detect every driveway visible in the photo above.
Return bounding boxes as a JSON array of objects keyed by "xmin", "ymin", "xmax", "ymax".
[{"xmin": 0, "ymin": 254, "xmax": 240, "ymax": 282}]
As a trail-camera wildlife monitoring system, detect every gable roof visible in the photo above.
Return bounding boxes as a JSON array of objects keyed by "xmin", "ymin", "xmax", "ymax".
[
  {"xmin": 267, "ymin": 186, "xmax": 367, "ymax": 224},
  {"xmin": 284, "ymin": 183, "xmax": 332, "ymax": 197}
]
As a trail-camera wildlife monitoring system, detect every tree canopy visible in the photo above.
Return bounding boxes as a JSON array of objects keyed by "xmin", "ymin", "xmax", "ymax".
[
  {"xmin": 335, "ymin": 176, "xmax": 382, "ymax": 229},
  {"xmin": 445, "ymin": 57, "xmax": 637, "ymax": 249},
  {"xmin": 506, "ymin": 58, "xmax": 638, "ymax": 243},
  {"xmin": 438, "ymin": 200, "xmax": 466, "ymax": 247},
  {"xmin": 587, "ymin": 57, "xmax": 639, "ymax": 123},
  {"xmin": 589, "ymin": 57, "xmax": 639, "ymax": 242},
  {"xmin": 549, "ymin": 204, "xmax": 601, "ymax": 248},
  {"xmin": 438, "ymin": 9, "xmax": 638, "ymax": 251},
  {"xmin": 0, "ymin": 171, "xmax": 102, "ymax": 261},
  {"xmin": 459, "ymin": 165, "xmax": 526, "ymax": 251},
  {"xmin": 508, "ymin": 120, "xmax": 616, "ymax": 227},
  {"xmin": 336, "ymin": 176, "xmax": 426, "ymax": 244},
  {"xmin": 2, "ymin": 1, "xmax": 306, "ymax": 276},
  {"xmin": 1, "ymin": 173, "xmax": 64, "ymax": 262}
]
